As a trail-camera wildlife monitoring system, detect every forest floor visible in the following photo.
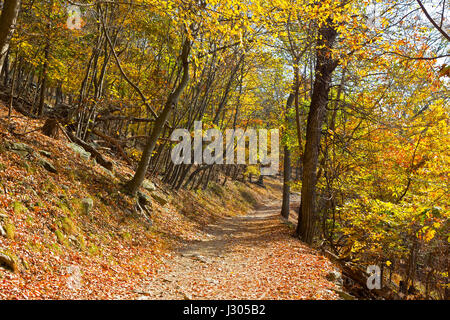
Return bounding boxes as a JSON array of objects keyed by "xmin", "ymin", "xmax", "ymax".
[
  {"xmin": 0, "ymin": 102, "xmax": 340, "ymax": 300},
  {"xmin": 134, "ymin": 194, "xmax": 340, "ymax": 300}
]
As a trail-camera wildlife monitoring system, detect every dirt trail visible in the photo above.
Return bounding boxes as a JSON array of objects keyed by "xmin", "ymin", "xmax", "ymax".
[{"xmin": 134, "ymin": 195, "xmax": 340, "ymax": 300}]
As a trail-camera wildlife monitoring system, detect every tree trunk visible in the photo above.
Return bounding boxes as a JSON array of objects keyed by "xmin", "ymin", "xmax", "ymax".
[
  {"xmin": 1, "ymin": 48, "xmax": 9, "ymax": 85},
  {"xmin": 281, "ymin": 85, "xmax": 295, "ymax": 219},
  {"xmin": 37, "ymin": 42, "xmax": 49, "ymax": 116},
  {"xmin": 124, "ymin": 38, "xmax": 191, "ymax": 195},
  {"xmin": 0, "ymin": 0, "xmax": 21, "ymax": 75},
  {"xmin": 256, "ymin": 174, "xmax": 264, "ymax": 186},
  {"xmin": 281, "ymin": 146, "xmax": 291, "ymax": 219},
  {"xmin": 296, "ymin": 20, "xmax": 338, "ymax": 244}
]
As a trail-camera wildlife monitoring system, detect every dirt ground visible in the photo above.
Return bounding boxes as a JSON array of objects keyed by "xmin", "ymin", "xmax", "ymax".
[{"xmin": 133, "ymin": 195, "xmax": 340, "ymax": 300}]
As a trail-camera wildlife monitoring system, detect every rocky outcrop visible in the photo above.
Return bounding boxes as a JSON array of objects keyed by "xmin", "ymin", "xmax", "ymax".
[
  {"xmin": 38, "ymin": 157, "xmax": 57, "ymax": 173},
  {"xmin": 142, "ymin": 179, "xmax": 156, "ymax": 192},
  {"xmin": 68, "ymin": 142, "xmax": 91, "ymax": 160},
  {"xmin": 6, "ymin": 142, "xmax": 34, "ymax": 157}
]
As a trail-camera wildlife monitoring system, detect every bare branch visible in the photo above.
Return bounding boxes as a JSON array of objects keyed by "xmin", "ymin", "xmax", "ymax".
[{"xmin": 415, "ymin": 0, "xmax": 450, "ymax": 42}]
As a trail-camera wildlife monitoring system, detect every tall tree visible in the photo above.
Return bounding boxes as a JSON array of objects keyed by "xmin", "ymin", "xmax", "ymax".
[
  {"xmin": 296, "ymin": 19, "xmax": 338, "ymax": 244},
  {"xmin": 124, "ymin": 37, "xmax": 191, "ymax": 195},
  {"xmin": 0, "ymin": 0, "xmax": 21, "ymax": 75},
  {"xmin": 281, "ymin": 93, "xmax": 294, "ymax": 219}
]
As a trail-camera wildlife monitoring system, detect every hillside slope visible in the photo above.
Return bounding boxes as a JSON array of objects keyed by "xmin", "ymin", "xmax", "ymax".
[{"xmin": 0, "ymin": 103, "xmax": 340, "ymax": 299}]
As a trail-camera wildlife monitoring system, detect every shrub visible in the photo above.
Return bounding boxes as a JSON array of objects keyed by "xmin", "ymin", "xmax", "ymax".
[
  {"xmin": 61, "ymin": 217, "xmax": 76, "ymax": 234},
  {"xmin": 12, "ymin": 201, "xmax": 26, "ymax": 215},
  {"xmin": 5, "ymin": 223, "xmax": 15, "ymax": 240},
  {"xmin": 55, "ymin": 230, "xmax": 69, "ymax": 246}
]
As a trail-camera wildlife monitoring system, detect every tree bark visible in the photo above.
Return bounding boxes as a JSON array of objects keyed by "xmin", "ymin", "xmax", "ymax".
[
  {"xmin": 0, "ymin": 0, "xmax": 21, "ymax": 75},
  {"xmin": 296, "ymin": 20, "xmax": 338, "ymax": 244},
  {"xmin": 281, "ymin": 146, "xmax": 292, "ymax": 219},
  {"xmin": 37, "ymin": 41, "xmax": 49, "ymax": 116},
  {"xmin": 281, "ymin": 93, "xmax": 294, "ymax": 219}
]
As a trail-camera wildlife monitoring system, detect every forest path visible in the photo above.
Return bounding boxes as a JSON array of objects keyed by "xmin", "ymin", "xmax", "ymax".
[{"xmin": 134, "ymin": 194, "xmax": 340, "ymax": 300}]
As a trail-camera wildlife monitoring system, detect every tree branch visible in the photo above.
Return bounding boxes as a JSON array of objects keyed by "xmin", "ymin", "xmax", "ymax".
[{"xmin": 416, "ymin": 0, "xmax": 450, "ymax": 42}]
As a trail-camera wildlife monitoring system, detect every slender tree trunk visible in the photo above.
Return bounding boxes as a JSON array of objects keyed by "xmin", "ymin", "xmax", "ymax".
[
  {"xmin": 281, "ymin": 93, "xmax": 294, "ymax": 219},
  {"xmin": 7, "ymin": 51, "xmax": 17, "ymax": 123},
  {"xmin": 37, "ymin": 41, "xmax": 49, "ymax": 116},
  {"xmin": 124, "ymin": 38, "xmax": 191, "ymax": 195},
  {"xmin": 0, "ymin": 0, "xmax": 21, "ymax": 75},
  {"xmin": 281, "ymin": 146, "xmax": 292, "ymax": 219},
  {"xmin": 296, "ymin": 20, "xmax": 338, "ymax": 244},
  {"xmin": 256, "ymin": 174, "xmax": 264, "ymax": 186},
  {"xmin": 1, "ymin": 48, "xmax": 9, "ymax": 85},
  {"xmin": 37, "ymin": 0, "xmax": 52, "ymax": 117}
]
